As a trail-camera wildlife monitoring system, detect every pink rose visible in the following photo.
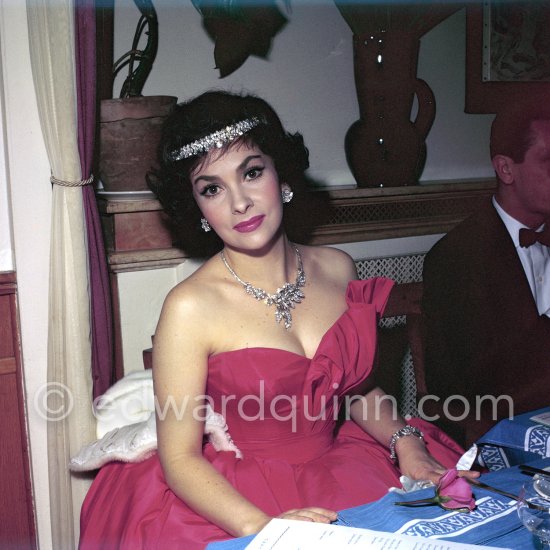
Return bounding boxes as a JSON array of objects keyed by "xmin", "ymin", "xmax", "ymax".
[
  {"xmin": 436, "ymin": 469, "xmax": 476, "ymax": 512},
  {"xmin": 394, "ymin": 469, "xmax": 476, "ymax": 513}
]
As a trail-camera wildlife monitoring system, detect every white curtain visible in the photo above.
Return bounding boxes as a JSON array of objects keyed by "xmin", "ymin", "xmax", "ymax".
[{"xmin": 27, "ymin": 0, "xmax": 95, "ymax": 547}]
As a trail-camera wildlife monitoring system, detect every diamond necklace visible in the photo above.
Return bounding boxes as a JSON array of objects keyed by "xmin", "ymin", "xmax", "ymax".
[{"xmin": 220, "ymin": 245, "xmax": 306, "ymax": 330}]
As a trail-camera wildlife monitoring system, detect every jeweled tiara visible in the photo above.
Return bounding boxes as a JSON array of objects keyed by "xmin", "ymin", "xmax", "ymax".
[{"xmin": 169, "ymin": 117, "xmax": 262, "ymax": 161}]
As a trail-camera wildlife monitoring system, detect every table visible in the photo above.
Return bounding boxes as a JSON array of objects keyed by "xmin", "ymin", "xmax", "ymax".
[
  {"xmin": 476, "ymin": 407, "xmax": 550, "ymax": 471},
  {"xmin": 206, "ymin": 457, "xmax": 550, "ymax": 549}
]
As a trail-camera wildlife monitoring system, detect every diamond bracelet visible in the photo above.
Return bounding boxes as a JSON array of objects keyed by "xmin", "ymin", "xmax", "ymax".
[{"xmin": 389, "ymin": 425, "xmax": 424, "ymax": 461}]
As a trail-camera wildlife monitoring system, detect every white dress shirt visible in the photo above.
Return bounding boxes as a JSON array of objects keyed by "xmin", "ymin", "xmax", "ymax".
[{"xmin": 493, "ymin": 196, "xmax": 550, "ymax": 317}]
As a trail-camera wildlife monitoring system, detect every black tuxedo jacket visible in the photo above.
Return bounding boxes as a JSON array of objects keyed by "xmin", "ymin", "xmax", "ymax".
[{"xmin": 422, "ymin": 199, "xmax": 550, "ymax": 447}]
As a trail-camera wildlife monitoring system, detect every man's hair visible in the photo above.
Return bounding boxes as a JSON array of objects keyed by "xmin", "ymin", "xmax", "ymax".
[{"xmin": 490, "ymin": 93, "xmax": 550, "ymax": 162}]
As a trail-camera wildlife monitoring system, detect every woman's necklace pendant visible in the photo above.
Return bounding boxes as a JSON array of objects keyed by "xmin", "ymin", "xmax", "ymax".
[
  {"xmin": 222, "ymin": 246, "xmax": 306, "ymax": 330},
  {"xmin": 264, "ymin": 281, "xmax": 306, "ymax": 329}
]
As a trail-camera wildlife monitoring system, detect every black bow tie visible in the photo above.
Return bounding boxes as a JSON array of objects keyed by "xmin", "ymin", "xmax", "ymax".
[{"xmin": 519, "ymin": 225, "xmax": 550, "ymax": 248}]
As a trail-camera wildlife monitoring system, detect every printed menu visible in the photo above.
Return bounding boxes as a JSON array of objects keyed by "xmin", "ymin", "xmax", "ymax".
[{"xmin": 245, "ymin": 518, "xmax": 509, "ymax": 550}]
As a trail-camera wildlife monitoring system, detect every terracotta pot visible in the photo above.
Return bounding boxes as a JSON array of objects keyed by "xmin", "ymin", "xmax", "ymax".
[
  {"xmin": 99, "ymin": 96, "xmax": 177, "ymax": 192},
  {"xmin": 345, "ymin": 31, "xmax": 435, "ymax": 187}
]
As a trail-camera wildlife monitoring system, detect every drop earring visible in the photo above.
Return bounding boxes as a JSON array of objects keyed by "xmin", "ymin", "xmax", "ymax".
[
  {"xmin": 281, "ymin": 188, "xmax": 293, "ymax": 204},
  {"xmin": 201, "ymin": 217, "xmax": 211, "ymax": 232}
]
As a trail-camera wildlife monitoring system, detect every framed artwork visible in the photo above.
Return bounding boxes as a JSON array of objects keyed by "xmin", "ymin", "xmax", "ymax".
[{"xmin": 465, "ymin": 2, "xmax": 550, "ymax": 113}]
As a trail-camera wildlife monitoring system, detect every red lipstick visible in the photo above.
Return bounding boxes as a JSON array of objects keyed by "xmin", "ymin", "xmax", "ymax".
[{"xmin": 233, "ymin": 215, "xmax": 265, "ymax": 233}]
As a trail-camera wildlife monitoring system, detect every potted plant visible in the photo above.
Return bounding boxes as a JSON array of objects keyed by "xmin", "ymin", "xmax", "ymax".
[{"xmin": 99, "ymin": 0, "xmax": 177, "ymax": 193}]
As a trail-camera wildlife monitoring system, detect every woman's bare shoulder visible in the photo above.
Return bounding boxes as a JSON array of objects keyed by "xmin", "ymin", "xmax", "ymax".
[
  {"xmin": 160, "ymin": 256, "xmax": 225, "ymax": 326},
  {"xmin": 299, "ymin": 244, "xmax": 357, "ymax": 281},
  {"xmin": 154, "ymin": 256, "xmax": 229, "ymax": 367}
]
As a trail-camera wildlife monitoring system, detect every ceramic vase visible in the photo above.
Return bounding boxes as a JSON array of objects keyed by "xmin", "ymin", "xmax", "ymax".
[{"xmin": 345, "ymin": 31, "xmax": 435, "ymax": 187}]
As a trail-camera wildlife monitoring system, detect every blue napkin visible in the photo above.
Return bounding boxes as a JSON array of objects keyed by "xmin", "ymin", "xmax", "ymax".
[
  {"xmin": 477, "ymin": 407, "xmax": 550, "ymax": 471},
  {"xmin": 207, "ymin": 458, "xmax": 550, "ymax": 549}
]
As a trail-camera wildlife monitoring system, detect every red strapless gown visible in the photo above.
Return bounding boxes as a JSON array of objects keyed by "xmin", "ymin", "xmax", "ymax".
[{"xmin": 79, "ymin": 279, "xmax": 464, "ymax": 549}]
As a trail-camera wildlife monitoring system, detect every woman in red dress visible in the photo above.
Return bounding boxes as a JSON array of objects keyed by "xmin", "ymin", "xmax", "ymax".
[{"xmin": 79, "ymin": 91, "xmax": 476, "ymax": 549}]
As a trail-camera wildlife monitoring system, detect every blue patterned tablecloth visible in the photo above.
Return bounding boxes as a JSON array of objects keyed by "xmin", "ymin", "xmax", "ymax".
[
  {"xmin": 206, "ymin": 457, "xmax": 550, "ymax": 549},
  {"xmin": 477, "ymin": 407, "xmax": 550, "ymax": 471}
]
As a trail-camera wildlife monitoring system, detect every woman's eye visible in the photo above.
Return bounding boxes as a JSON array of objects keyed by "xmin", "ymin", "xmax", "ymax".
[
  {"xmin": 245, "ymin": 166, "xmax": 264, "ymax": 180},
  {"xmin": 199, "ymin": 184, "xmax": 220, "ymax": 197}
]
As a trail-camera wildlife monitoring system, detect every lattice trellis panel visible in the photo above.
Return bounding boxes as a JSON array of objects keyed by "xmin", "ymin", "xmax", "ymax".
[
  {"xmin": 356, "ymin": 254, "xmax": 425, "ymax": 283},
  {"xmin": 327, "ymin": 196, "xmax": 484, "ymax": 226},
  {"xmin": 355, "ymin": 254, "xmax": 426, "ymax": 418}
]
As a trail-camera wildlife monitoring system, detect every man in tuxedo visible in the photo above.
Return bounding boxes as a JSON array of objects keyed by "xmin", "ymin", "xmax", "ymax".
[{"xmin": 421, "ymin": 98, "xmax": 550, "ymax": 447}]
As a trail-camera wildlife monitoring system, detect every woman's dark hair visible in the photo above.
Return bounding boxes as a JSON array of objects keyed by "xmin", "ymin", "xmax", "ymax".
[{"xmin": 148, "ymin": 90, "xmax": 310, "ymax": 256}]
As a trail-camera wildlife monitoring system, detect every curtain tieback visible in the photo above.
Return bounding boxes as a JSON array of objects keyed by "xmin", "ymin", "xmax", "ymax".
[{"xmin": 50, "ymin": 173, "xmax": 94, "ymax": 187}]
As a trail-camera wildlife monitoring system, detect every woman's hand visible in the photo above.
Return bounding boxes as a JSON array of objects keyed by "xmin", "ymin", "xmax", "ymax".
[
  {"xmin": 245, "ymin": 507, "xmax": 337, "ymax": 536},
  {"xmin": 277, "ymin": 507, "xmax": 338, "ymax": 524},
  {"xmin": 396, "ymin": 436, "xmax": 480, "ymax": 485}
]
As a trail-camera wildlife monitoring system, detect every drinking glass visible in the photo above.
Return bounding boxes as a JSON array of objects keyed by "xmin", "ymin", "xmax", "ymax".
[{"xmin": 517, "ymin": 479, "xmax": 550, "ymax": 548}]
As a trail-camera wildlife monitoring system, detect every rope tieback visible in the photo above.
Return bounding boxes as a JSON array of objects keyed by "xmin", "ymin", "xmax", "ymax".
[{"xmin": 50, "ymin": 174, "xmax": 94, "ymax": 187}]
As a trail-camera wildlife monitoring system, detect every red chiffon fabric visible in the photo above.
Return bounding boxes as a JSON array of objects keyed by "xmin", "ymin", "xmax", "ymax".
[{"xmin": 79, "ymin": 279, "xmax": 465, "ymax": 549}]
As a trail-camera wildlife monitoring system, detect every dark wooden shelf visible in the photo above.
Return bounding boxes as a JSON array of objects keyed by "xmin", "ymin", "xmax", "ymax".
[
  {"xmin": 98, "ymin": 178, "xmax": 496, "ymax": 273},
  {"xmin": 308, "ymin": 178, "xmax": 495, "ymax": 244}
]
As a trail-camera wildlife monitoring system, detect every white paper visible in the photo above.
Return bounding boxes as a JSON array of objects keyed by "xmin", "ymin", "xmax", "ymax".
[
  {"xmin": 245, "ymin": 518, "xmax": 509, "ymax": 550},
  {"xmin": 530, "ymin": 411, "xmax": 550, "ymax": 428}
]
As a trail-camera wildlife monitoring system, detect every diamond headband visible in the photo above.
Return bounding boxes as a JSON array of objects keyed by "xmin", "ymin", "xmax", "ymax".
[{"xmin": 169, "ymin": 117, "xmax": 262, "ymax": 161}]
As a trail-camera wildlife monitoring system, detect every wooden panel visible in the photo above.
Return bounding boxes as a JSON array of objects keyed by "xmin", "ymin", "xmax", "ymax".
[
  {"xmin": 383, "ymin": 282, "xmax": 423, "ymax": 318},
  {"xmin": 112, "ymin": 211, "xmax": 173, "ymax": 251},
  {"xmin": 0, "ymin": 275, "xmax": 35, "ymax": 548},
  {"xmin": 110, "ymin": 273, "xmax": 125, "ymax": 382},
  {"xmin": 0, "ymin": 373, "xmax": 34, "ymax": 548},
  {"xmin": 143, "ymin": 348, "xmax": 153, "ymax": 370},
  {"xmin": 0, "ymin": 293, "xmax": 15, "ymax": 357},
  {"xmin": 96, "ymin": 1, "xmax": 114, "ymax": 101},
  {"xmin": 0, "ymin": 271, "xmax": 17, "ymax": 284},
  {"xmin": 108, "ymin": 248, "xmax": 187, "ymax": 273},
  {"xmin": 0, "ymin": 357, "xmax": 16, "ymax": 375}
]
